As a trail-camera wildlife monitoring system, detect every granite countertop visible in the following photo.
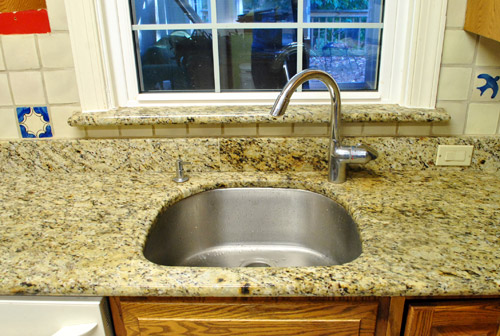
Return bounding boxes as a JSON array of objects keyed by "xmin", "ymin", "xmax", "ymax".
[{"xmin": 0, "ymin": 169, "xmax": 498, "ymax": 297}]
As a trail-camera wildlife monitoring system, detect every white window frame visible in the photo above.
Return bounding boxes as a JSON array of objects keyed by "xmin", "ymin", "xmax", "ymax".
[{"xmin": 64, "ymin": 0, "xmax": 448, "ymax": 111}]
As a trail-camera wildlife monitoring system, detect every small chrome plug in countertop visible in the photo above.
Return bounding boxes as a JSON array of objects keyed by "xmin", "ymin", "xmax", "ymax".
[{"xmin": 172, "ymin": 159, "xmax": 190, "ymax": 183}]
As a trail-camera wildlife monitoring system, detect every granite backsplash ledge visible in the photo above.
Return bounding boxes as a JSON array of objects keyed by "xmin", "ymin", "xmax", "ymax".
[
  {"xmin": 1, "ymin": 136, "xmax": 498, "ymax": 175},
  {"xmin": 68, "ymin": 104, "xmax": 450, "ymax": 126}
]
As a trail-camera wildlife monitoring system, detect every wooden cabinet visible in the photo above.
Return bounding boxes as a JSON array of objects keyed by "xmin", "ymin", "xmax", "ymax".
[
  {"xmin": 110, "ymin": 297, "xmax": 384, "ymax": 336},
  {"xmin": 110, "ymin": 297, "xmax": 500, "ymax": 336},
  {"xmin": 464, "ymin": 0, "xmax": 500, "ymax": 43},
  {"xmin": 404, "ymin": 300, "xmax": 500, "ymax": 336}
]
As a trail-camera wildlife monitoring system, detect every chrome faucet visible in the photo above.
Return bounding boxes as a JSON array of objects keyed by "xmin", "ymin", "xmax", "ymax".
[{"xmin": 270, "ymin": 69, "xmax": 378, "ymax": 183}]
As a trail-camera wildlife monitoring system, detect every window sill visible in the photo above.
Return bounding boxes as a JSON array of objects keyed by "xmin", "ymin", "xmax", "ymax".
[{"xmin": 68, "ymin": 104, "xmax": 450, "ymax": 127}]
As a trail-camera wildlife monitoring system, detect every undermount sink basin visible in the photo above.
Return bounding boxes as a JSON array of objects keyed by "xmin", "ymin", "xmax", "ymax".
[{"xmin": 143, "ymin": 188, "xmax": 362, "ymax": 267}]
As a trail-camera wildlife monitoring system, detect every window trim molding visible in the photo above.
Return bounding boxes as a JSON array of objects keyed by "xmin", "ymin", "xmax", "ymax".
[{"xmin": 64, "ymin": 0, "xmax": 447, "ymax": 112}]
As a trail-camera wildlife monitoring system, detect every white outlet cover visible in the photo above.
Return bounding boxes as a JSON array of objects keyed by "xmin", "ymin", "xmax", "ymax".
[{"xmin": 436, "ymin": 145, "xmax": 474, "ymax": 166}]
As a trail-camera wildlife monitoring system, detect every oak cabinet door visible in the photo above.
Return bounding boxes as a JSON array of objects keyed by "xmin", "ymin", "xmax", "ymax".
[
  {"xmin": 114, "ymin": 298, "xmax": 380, "ymax": 336},
  {"xmin": 404, "ymin": 300, "xmax": 500, "ymax": 336}
]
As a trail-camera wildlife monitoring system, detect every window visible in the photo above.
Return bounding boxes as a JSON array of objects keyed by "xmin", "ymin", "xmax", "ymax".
[
  {"xmin": 130, "ymin": 0, "xmax": 383, "ymax": 94},
  {"xmin": 64, "ymin": 0, "xmax": 448, "ymax": 110}
]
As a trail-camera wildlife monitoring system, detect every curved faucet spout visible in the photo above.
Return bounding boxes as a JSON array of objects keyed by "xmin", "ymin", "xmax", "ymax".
[
  {"xmin": 270, "ymin": 69, "xmax": 377, "ymax": 183},
  {"xmin": 270, "ymin": 69, "xmax": 341, "ymax": 145}
]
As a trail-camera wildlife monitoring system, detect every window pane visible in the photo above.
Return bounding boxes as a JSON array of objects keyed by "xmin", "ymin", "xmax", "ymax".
[
  {"xmin": 304, "ymin": 0, "xmax": 383, "ymax": 23},
  {"xmin": 217, "ymin": 0, "xmax": 297, "ymax": 23},
  {"xmin": 131, "ymin": 0, "xmax": 211, "ymax": 25},
  {"xmin": 135, "ymin": 30, "xmax": 214, "ymax": 92},
  {"xmin": 218, "ymin": 29, "xmax": 298, "ymax": 91},
  {"xmin": 304, "ymin": 28, "xmax": 382, "ymax": 90}
]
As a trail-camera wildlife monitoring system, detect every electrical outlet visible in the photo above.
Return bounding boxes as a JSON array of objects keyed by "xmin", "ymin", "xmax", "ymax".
[{"xmin": 435, "ymin": 145, "xmax": 474, "ymax": 166}]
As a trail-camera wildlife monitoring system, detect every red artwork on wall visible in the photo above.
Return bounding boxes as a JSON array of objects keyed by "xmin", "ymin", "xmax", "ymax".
[{"xmin": 0, "ymin": 0, "xmax": 50, "ymax": 35}]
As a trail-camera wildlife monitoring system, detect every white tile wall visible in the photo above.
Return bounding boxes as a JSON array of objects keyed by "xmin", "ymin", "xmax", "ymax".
[
  {"xmin": 154, "ymin": 124, "xmax": 188, "ymax": 137},
  {"xmin": 465, "ymin": 103, "xmax": 500, "ymax": 134},
  {"xmin": 0, "ymin": 50, "xmax": 5, "ymax": 70},
  {"xmin": 433, "ymin": 101, "xmax": 467, "ymax": 135},
  {"xmin": 0, "ymin": 74, "xmax": 13, "ymax": 106},
  {"xmin": 0, "ymin": 108, "xmax": 19, "ymax": 139},
  {"xmin": 445, "ymin": 0, "xmax": 468, "ymax": 28},
  {"xmin": 120, "ymin": 126, "xmax": 154, "ymax": 137},
  {"xmin": 43, "ymin": 69, "xmax": 79, "ymax": 104},
  {"xmin": 437, "ymin": 67, "xmax": 473, "ymax": 100},
  {"xmin": 476, "ymin": 37, "xmax": 500, "ymax": 66},
  {"xmin": 441, "ymin": 30, "xmax": 476, "ymax": 64},
  {"xmin": 258, "ymin": 123, "xmax": 293, "ymax": 136},
  {"xmin": 1, "ymin": 35, "xmax": 40, "ymax": 70},
  {"xmin": 9, "ymin": 72, "xmax": 46, "ymax": 105},
  {"xmin": 38, "ymin": 33, "xmax": 74, "ymax": 68},
  {"xmin": 45, "ymin": 0, "xmax": 69, "ymax": 31},
  {"xmin": 188, "ymin": 124, "xmax": 222, "ymax": 136},
  {"xmin": 50, "ymin": 105, "xmax": 86, "ymax": 138},
  {"xmin": 223, "ymin": 123, "xmax": 258, "ymax": 136}
]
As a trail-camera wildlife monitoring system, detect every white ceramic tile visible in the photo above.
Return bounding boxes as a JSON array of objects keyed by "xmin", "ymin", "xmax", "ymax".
[
  {"xmin": 0, "ymin": 74, "xmax": 13, "ymax": 106},
  {"xmin": 0, "ymin": 46, "xmax": 5, "ymax": 70},
  {"xmin": 471, "ymin": 68, "xmax": 500, "ymax": 102},
  {"xmin": 38, "ymin": 33, "xmax": 74, "ymax": 68},
  {"xmin": 465, "ymin": 103, "xmax": 500, "ymax": 134},
  {"xmin": 50, "ymin": 105, "xmax": 86, "ymax": 138},
  {"xmin": 188, "ymin": 124, "xmax": 222, "ymax": 136},
  {"xmin": 441, "ymin": 30, "xmax": 476, "ymax": 65},
  {"xmin": 397, "ymin": 123, "xmax": 432, "ymax": 136},
  {"xmin": 476, "ymin": 37, "xmax": 500, "ymax": 66},
  {"xmin": 46, "ymin": 0, "xmax": 69, "ymax": 30},
  {"xmin": 43, "ymin": 69, "xmax": 80, "ymax": 104},
  {"xmin": 86, "ymin": 126, "xmax": 120, "ymax": 138},
  {"xmin": 223, "ymin": 123, "xmax": 258, "ymax": 136},
  {"xmin": 437, "ymin": 67, "xmax": 472, "ymax": 100},
  {"xmin": 9, "ymin": 71, "xmax": 46, "ymax": 105},
  {"xmin": 120, "ymin": 126, "xmax": 154, "ymax": 137},
  {"xmin": 293, "ymin": 123, "xmax": 328, "ymax": 136},
  {"xmin": 154, "ymin": 124, "xmax": 188, "ymax": 137},
  {"xmin": 432, "ymin": 101, "xmax": 467, "ymax": 135},
  {"xmin": 2, "ymin": 35, "xmax": 40, "ymax": 70},
  {"xmin": 0, "ymin": 108, "xmax": 20, "ymax": 139},
  {"xmin": 341, "ymin": 123, "xmax": 363, "ymax": 136},
  {"xmin": 362, "ymin": 123, "xmax": 397, "ymax": 136},
  {"xmin": 258, "ymin": 123, "xmax": 293, "ymax": 136},
  {"xmin": 446, "ymin": 0, "xmax": 467, "ymax": 28}
]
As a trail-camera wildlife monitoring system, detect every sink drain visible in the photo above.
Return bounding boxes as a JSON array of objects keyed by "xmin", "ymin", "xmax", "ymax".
[{"xmin": 240, "ymin": 259, "xmax": 273, "ymax": 267}]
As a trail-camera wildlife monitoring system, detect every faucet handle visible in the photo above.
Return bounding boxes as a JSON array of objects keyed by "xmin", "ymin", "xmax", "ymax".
[
  {"xmin": 355, "ymin": 144, "xmax": 378, "ymax": 161},
  {"xmin": 172, "ymin": 159, "xmax": 191, "ymax": 183}
]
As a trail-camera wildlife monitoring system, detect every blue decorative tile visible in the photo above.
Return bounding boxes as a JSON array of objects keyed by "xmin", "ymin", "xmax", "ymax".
[
  {"xmin": 17, "ymin": 107, "xmax": 53, "ymax": 138},
  {"xmin": 477, "ymin": 73, "xmax": 500, "ymax": 99}
]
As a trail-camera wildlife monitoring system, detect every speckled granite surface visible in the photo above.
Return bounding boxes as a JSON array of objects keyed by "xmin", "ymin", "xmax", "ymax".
[
  {"xmin": 0, "ymin": 170, "xmax": 498, "ymax": 297},
  {"xmin": 1, "ymin": 136, "xmax": 498, "ymax": 174},
  {"xmin": 0, "ymin": 136, "xmax": 498, "ymax": 297},
  {"xmin": 68, "ymin": 104, "xmax": 450, "ymax": 126}
]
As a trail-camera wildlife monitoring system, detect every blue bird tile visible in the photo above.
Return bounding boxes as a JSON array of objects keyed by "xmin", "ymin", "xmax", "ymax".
[{"xmin": 477, "ymin": 73, "xmax": 500, "ymax": 99}]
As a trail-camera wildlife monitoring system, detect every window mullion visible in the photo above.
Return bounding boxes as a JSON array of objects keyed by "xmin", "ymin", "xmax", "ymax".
[
  {"xmin": 296, "ymin": 0, "xmax": 304, "ymax": 92},
  {"xmin": 209, "ymin": 0, "xmax": 220, "ymax": 93}
]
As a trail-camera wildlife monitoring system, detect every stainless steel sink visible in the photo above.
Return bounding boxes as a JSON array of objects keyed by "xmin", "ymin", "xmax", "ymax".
[{"xmin": 143, "ymin": 188, "xmax": 362, "ymax": 267}]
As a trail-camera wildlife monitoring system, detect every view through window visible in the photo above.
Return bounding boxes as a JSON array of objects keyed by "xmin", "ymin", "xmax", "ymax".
[{"xmin": 131, "ymin": 0, "xmax": 384, "ymax": 93}]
